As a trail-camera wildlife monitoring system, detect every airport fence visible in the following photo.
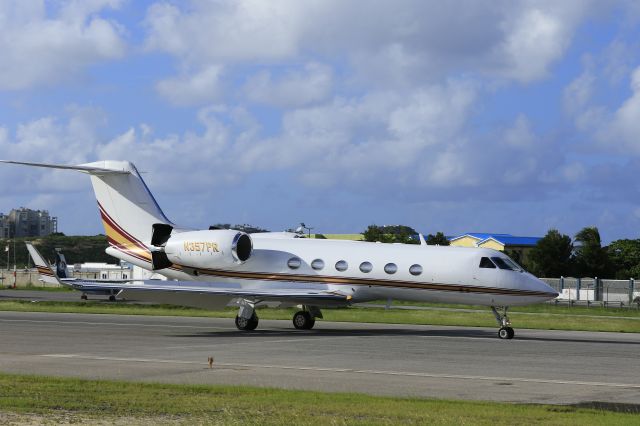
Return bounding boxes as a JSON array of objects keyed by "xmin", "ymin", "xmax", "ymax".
[
  {"xmin": 0, "ymin": 269, "xmax": 102, "ymax": 288},
  {"xmin": 541, "ymin": 277, "xmax": 640, "ymax": 308}
]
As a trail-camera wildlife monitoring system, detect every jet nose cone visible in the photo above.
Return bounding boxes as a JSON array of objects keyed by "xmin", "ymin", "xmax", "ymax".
[{"xmin": 530, "ymin": 276, "xmax": 559, "ymax": 299}]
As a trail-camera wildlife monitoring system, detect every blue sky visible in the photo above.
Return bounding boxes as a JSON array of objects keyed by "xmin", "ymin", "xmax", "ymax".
[{"xmin": 1, "ymin": 0, "xmax": 640, "ymax": 243}]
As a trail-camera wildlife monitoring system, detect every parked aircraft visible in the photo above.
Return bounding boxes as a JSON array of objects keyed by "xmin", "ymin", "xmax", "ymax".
[
  {"xmin": 3, "ymin": 160, "xmax": 558, "ymax": 339},
  {"xmin": 26, "ymin": 243, "xmax": 123, "ymax": 301}
]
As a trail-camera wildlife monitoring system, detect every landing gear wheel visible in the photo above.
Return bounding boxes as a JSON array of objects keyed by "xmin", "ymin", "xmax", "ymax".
[
  {"xmin": 108, "ymin": 295, "xmax": 116, "ymax": 302},
  {"xmin": 235, "ymin": 313, "xmax": 259, "ymax": 331},
  {"xmin": 81, "ymin": 294, "xmax": 88, "ymax": 300},
  {"xmin": 498, "ymin": 327, "xmax": 515, "ymax": 340},
  {"xmin": 293, "ymin": 311, "xmax": 315, "ymax": 330}
]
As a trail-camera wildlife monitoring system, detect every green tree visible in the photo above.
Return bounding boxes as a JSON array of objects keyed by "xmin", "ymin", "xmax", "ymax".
[
  {"xmin": 426, "ymin": 232, "xmax": 450, "ymax": 246},
  {"xmin": 363, "ymin": 225, "xmax": 392, "ymax": 243},
  {"xmin": 574, "ymin": 226, "xmax": 611, "ymax": 278},
  {"xmin": 527, "ymin": 229, "xmax": 573, "ymax": 277},
  {"xmin": 607, "ymin": 239, "xmax": 640, "ymax": 279},
  {"xmin": 362, "ymin": 224, "xmax": 418, "ymax": 244}
]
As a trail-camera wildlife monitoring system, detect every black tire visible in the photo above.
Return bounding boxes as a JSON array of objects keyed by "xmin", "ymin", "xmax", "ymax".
[
  {"xmin": 293, "ymin": 311, "xmax": 315, "ymax": 330},
  {"xmin": 108, "ymin": 295, "xmax": 116, "ymax": 302},
  {"xmin": 506, "ymin": 327, "xmax": 515, "ymax": 339},
  {"xmin": 498, "ymin": 327, "xmax": 509, "ymax": 339},
  {"xmin": 81, "ymin": 294, "xmax": 88, "ymax": 300},
  {"xmin": 498, "ymin": 327, "xmax": 514, "ymax": 340},
  {"xmin": 235, "ymin": 313, "xmax": 259, "ymax": 331},
  {"xmin": 246, "ymin": 315, "xmax": 259, "ymax": 331}
]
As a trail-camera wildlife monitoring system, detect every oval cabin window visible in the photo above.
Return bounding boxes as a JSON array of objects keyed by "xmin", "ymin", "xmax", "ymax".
[
  {"xmin": 335, "ymin": 260, "xmax": 348, "ymax": 272},
  {"xmin": 311, "ymin": 259, "xmax": 325, "ymax": 270},
  {"xmin": 409, "ymin": 264, "xmax": 422, "ymax": 276},
  {"xmin": 359, "ymin": 261, "xmax": 373, "ymax": 273},
  {"xmin": 287, "ymin": 257, "xmax": 302, "ymax": 269},
  {"xmin": 384, "ymin": 263, "xmax": 398, "ymax": 274}
]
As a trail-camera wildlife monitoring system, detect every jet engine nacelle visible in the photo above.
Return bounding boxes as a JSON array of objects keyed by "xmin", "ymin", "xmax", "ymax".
[{"xmin": 162, "ymin": 229, "xmax": 253, "ymax": 270}]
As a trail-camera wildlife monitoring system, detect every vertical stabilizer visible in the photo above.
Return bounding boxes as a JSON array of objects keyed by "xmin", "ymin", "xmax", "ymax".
[
  {"xmin": 26, "ymin": 243, "xmax": 60, "ymax": 286},
  {"xmin": 2, "ymin": 160, "xmax": 174, "ymax": 259},
  {"xmin": 83, "ymin": 161, "xmax": 173, "ymax": 250}
]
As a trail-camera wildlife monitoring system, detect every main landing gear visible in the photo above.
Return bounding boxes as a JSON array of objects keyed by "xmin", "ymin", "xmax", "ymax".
[
  {"xmin": 234, "ymin": 302, "xmax": 323, "ymax": 331},
  {"xmin": 235, "ymin": 301, "xmax": 259, "ymax": 331},
  {"xmin": 491, "ymin": 306, "xmax": 514, "ymax": 340},
  {"xmin": 293, "ymin": 306, "xmax": 323, "ymax": 330},
  {"xmin": 235, "ymin": 312, "xmax": 259, "ymax": 331}
]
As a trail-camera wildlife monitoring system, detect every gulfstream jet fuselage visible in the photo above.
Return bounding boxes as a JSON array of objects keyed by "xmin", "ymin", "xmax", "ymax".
[{"xmin": 1, "ymin": 160, "xmax": 558, "ymax": 339}]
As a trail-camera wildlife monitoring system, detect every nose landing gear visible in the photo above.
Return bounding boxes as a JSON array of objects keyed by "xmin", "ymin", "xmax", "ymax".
[{"xmin": 491, "ymin": 306, "xmax": 514, "ymax": 339}]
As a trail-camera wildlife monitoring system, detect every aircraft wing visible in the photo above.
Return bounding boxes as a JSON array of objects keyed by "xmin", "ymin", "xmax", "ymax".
[{"xmin": 71, "ymin": 280, "xmax": 352, "ymax": 307}]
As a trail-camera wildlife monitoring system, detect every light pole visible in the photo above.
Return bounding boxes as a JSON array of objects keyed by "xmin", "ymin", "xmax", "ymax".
[{"xmin": 12, "ymin": 237, "xmax": 16, "ymax": 288}]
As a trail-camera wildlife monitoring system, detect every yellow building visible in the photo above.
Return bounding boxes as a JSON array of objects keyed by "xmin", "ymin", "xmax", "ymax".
[
  {"xmin": 449, "ymin": 233, "xmax": 541, "ymax": 264},
  {"xmin": 309, "ymin": 233, "xmax": 364, "ymax": 241}
]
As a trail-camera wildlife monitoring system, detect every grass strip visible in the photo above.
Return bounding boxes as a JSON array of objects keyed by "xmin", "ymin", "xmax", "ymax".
[
  {"xmin": 0, "ymin": 300, "xmax": 639, "ymax": 333},
  {"xmin": 0, "ymin": 372, "xmax": 636, "ymax": 425}
]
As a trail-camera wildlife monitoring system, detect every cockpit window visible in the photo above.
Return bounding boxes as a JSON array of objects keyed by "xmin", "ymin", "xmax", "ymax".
[
  {"xmin": 491, "ymin": 257, "xmax": 515, "ymax": 270},
  {"xmin": 479, "ymin": 257, "xmax": 496, "ymax": 269},
  {"xmin": 503, "ymin": 257, "xmax": 524, "ymax": 272}
]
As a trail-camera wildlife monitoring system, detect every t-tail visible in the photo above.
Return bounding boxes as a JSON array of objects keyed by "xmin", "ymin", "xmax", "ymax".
[
  {"xmin": 26, "ymin": 243, "xmax": 62, "ymax": 286},
  {"xmin": 3, "ymin": 161, "xmax": 173, "ymax": 265}
]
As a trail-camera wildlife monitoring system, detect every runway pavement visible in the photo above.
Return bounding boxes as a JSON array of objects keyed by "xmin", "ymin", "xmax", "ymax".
[{"xmin": 0, "ymin": 310, "xmax": 639, "ymax": 405}]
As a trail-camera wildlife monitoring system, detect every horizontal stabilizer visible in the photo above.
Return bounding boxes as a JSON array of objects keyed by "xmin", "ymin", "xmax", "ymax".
[{"xmin": 0, "ymin": 160, "xmax": 130, "ymax": 175}]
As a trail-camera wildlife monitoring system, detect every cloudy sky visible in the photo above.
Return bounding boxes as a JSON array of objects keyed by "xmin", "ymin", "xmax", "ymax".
[{"xmin": 1, "ymin": 0, "xmax": 639, "ymax": 243}]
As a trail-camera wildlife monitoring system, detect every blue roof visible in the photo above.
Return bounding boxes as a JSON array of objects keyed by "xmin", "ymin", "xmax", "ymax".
[
  {"xmin": 479, "ymin": 236, "xmax": 541, "ymax": 246},
  {"xmin": 449, "ymin": 233, "xmax": 512, "ymax": 241},
  {"xmin": 449, "ymin": 233, "xmax": 541, "ymax": 247}
]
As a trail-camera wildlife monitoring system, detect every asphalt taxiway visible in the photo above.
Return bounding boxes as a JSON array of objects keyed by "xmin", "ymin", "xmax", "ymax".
[{"xmin": 0, "ymin": 310, "xmax": 639, "ymax": 405}]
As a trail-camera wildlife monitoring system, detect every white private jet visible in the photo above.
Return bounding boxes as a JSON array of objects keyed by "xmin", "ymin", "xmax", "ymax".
[{"xmin": 2, "ymin": 160, "xmax": 558, "ymax": 339}]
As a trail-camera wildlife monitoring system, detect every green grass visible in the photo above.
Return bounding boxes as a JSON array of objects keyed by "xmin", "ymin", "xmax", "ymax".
[
  {"xmin": 0, "ymin": 373, "xmax": 636, "ymax": 425},
  {"xmin": 1, "ymin": 299, "xmax": 639, "ymax": 333}
]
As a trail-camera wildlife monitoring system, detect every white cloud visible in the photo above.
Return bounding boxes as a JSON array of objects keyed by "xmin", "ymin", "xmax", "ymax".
[
  {"xmin": 244, "ymin": 63, "xmax": 333, "ymax": 108},
  {"xmin": 599, "ymin": 66, "xmax": 640, "ymax": 152},
  {"xmin": 144, "ymin": 0, "xmax": 304, "ymax": 64},
  {"xmin": 144, "ymin": 0, "xmax": 594, "ymax": 92},
  {"xmin": 495, "ymin": 3, "xmax": 582, "ymax": 83},
  {"xmin": 0, "ymin": 108, "xmax": 106, "ymax": 195},
  {"xmin": 0, "ymin": 1, "xmax": 126, "ymax": 90},
  {"xmin": 156, "ymin": 65, "xmax": 225, "ymax": 106},
  {"xmin": 563, "ymin": 67, "xmax": 595, "ymax": 114},
  {"xmin": 503, "ymin": 115, "xmax": 535, "ymax": 147}
]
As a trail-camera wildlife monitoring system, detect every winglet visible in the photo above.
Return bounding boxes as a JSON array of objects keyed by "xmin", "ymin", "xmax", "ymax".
[{"xmin": 418, "ymin": 233, "xmax": 427, "ymax": 246}]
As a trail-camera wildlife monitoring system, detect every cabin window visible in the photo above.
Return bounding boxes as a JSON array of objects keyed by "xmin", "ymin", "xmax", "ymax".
[
  {"xmin": 122, "ymin": 274, "xmax": 127, "ymax": 279},
  {"xmin": 409, "ymin": 264, "xmax": 422, "ymax": 276},
  {"xmin": 479, "ymin": 257, "xmax": 496, "ymax": 269},
  {"xmin": 311, "ymin": 259, "xmax": 325, "ymax": 270},
  {"xmin": 491, "ymin": 257, "xmax": 515, "ymax": 271},
  {"xmin": 335, "ymin": 260, "xmax": 348, "ymax": 272},
  {"xmin": 384, "ymin": 263, "xmax": 398, "ymax": 274},
  {"xmin": 101, "ymin": 273, "xmax": 107, "ymax": 279},
  {"xmin": 359, "ymin": 261, "xmax": 373, "ymax": 273},
  {"xmin": 287, "ymin": 257, "xmax": 302, "ymax": 269}
]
